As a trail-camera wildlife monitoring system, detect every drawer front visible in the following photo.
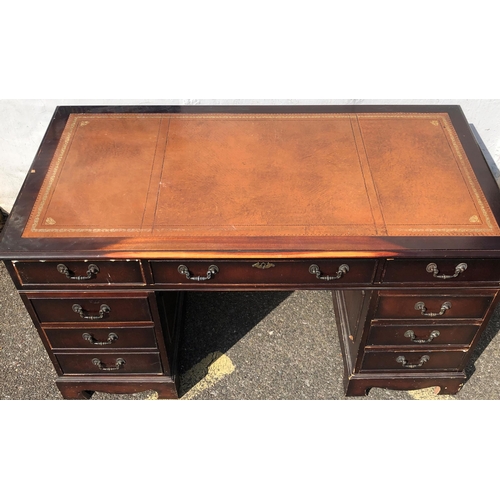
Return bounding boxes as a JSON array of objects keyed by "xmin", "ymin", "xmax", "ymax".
[
  {"xmin": 150, "ymin": 259, "xmax": 377, "ymax": 285},
  {"xmin": 56, "ymin": 353, "xmax": 162, "ymax": 374},
  {"xmin": 381, "ymin": 259, "xmax": 500, "ymax": 284},
  {"xmin": 44, "ymin": 326, "xmax": 157, "ymax": 349},
  {"xmin": 374, "ymin": 293, "xmax": 494, "ymax": 320},
  {"xmin": 30, "ymin": 297, "xmax": 152, "ymax": 323},
  {"xmin": 367, "ymin": 323, "xmax": 480, "ymax": 347},
  {"xmin": 361, "ymin": 350, "xmax": 466, "ymax": 371},
  {"xmin": 14, "ymin": 260, "xmax": 145, "ymax": 286}
]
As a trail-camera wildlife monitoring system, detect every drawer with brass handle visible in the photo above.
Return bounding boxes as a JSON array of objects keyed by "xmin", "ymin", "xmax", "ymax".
[
  {"xmin": 150, "ymin": 259, "xmax": 377, "ymax": 286},
  {"xmin": 366, "ymin": 323, "xmax": 481, "ymax": 347},
  {"xmin": 27, "ymin": 295, "xmax": 152, "ymax": 323},
  {"xmin": 44, "ymin": 325, "xmax": 158, "ymax": 350},
  {"xmin": 373, "ymin": 292, "xmax": 495, "ymax": 320},
  {"xmin": 360, "ymin": 350, "xmax": 467, "ymax": 372},
  {"xmin": 55, "ymin": 352, "xmax": 163, "ymax": 375},
  {"xmin": 381, "ymin": 258, "xmax": 500, "ymax": 285},
  {"xmin": 13, "ymin": 260, "xmax": 145, "ymax": 286}
]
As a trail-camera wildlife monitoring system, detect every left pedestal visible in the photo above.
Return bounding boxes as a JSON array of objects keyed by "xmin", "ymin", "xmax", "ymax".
[{"xmin": 19, "ymin": 288, "xmax": 184, "ymax": 400}]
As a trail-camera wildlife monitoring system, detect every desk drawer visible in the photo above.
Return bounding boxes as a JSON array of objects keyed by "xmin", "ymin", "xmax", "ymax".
[
  {"xmin": 30, "ymin": 296, "xmax": 152, "ymax": 323},
  {"xmin": 374, "ymin": 292, "xmax": 494, "ymax": 320},
  {"xmin": 44, "ymin": 325, "xmax": 157, "ymax": 349},
  {"xmin": 361, "ymin": 350, "xmax": 467, "ymax": 371},
  {"xmin": 150, "ymin": 259, "xmax": 377, "ymax": 286},
  {"xmin": 366, "ymin": 323, "xmax": 480, "ymax": 347},
  {"xmin": 13, "ymin": 260, "xmax": 145, "ymax": 286},
  {"xmin": 381, "ymin": 259, "xmax": 500, "ymax": 284},
  {"xmin": 56, "ymin": 353, "xmax": 163, "ymax": 374}
]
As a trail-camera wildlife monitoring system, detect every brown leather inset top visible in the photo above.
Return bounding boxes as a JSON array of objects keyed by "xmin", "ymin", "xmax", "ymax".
[{"xmin": 22, "ymin": 112, "xmax": 500, "ymax": 240}]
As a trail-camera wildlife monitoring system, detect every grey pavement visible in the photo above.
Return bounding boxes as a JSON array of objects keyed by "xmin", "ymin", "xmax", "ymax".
[{"xmin": 1, "ymin": 261, "xmax": 500, "ymax": 400}]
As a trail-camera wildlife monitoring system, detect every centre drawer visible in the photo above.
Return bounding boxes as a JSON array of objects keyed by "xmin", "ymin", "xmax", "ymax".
[
  {"xmin": 28, "ymin": 295, "xmax": 152, "ymax": 323},
  {"xmin": 374, "ymin": 292, "xmax": 495, "ymax": 320},
  {"xmin": 150, "ymin": 259, "xmax": 377, "ymax": 286}
]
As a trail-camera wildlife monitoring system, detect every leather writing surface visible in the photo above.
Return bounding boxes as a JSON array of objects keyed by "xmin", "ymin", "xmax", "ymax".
[
  {"xmin": 22, "ymin": 112, "xmax": 500, "ymax": 239},
  {"xmin": 155, "ymin": 115, "xmax": 376, "ymax": 235},
  {"xmin": 358, "ymin": 115, "xmax": 495, "ymax": 234},
  {"xmin": 36, "ymin": 116, "xmax": 163, "ymax": 229}
]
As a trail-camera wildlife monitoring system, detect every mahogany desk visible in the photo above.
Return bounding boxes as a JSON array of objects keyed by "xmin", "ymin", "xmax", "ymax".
[{"xmin": 1, "ymin": 105, "xmax": 500, "ymax": 399}]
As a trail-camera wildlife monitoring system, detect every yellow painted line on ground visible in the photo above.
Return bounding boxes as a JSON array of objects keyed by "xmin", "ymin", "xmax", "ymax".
[
  {"xmin": 180, "ymin": 351, "xmax": 235, "ymax": 400},
  {"xmin": 407, "ymin": 387, "xmax": 455, "ymax": 400},
  {"xmin": 146, "ymin": 351, "xmax": 235, "ymax": 400}
]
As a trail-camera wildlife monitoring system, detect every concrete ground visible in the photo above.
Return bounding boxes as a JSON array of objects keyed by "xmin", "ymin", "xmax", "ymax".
[{"xmin": 1, "ymin": 260, "xmax": 500, "ymax": 401}]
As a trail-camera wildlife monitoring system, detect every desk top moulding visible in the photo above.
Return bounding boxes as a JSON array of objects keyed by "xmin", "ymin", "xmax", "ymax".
[{"xmin": 1, "ymin": 104, "xmax": 500, "ymax": 259}]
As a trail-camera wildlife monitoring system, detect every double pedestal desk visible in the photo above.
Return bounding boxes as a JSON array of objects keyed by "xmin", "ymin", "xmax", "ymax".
[{"xmin": 1, "ymin": 105, "xmax": 500, "ymax": 399}]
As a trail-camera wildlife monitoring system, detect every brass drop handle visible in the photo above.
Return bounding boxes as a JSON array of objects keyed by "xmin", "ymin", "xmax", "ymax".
[
  {"xmin": 426, "ymin": 262, "xmax": 467, "ymax": 280},
  {"xmin": 178, "ymin": 264, "xmax": 219, "ymax": 281},
  {"xmin": 309, "ymin": 264, "xmax": 350, "ymax": 281},
  {"xmin": 57, "ymin": 263, "xmax": 100, "ymax": 280},
  {"xmin": 414, "ymin": 301, "xmax": 451, "ymax": 317},
  {"xmin": 82, "ymin": 332, "xmax": 118, "ymax": 345},
  {"xmin": 404, "ymin": 330, "xmax": 440, "ymax": 344},
  {"xmin": 72, "ymin": 303, "xmax": 110, "ymax": 320},
  {"xmin": 396, "ymin": 355, "xmax": 430, "ymax": 369},
  {"xmin": 92, "ymin": 358, "xmax": 125, "ymax": 371}
]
